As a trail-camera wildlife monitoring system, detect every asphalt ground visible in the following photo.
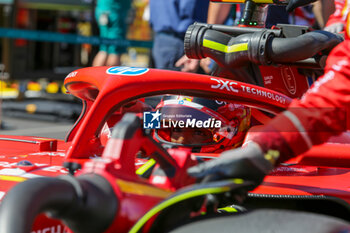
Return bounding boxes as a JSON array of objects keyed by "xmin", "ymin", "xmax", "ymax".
[{"xmin": 0, "ymin": 115, "xmax": 73, "ymax": 140}]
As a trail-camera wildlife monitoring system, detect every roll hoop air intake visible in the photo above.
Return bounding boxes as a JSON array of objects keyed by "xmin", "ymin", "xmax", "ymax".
[
  {"xmin": 0, "ymin": 175, "xmax": 118, "ymax": 233},
  {"xmin": 184, "ymin": 23, "xmax": 343, "ymax": 67}
]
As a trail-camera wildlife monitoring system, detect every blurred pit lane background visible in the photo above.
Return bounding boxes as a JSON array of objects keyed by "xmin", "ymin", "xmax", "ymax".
[
  {"xmin": 0, "ymin": 115, "xmax": 72, "ymax": 139},
  {"xmin": 0, "ymin": 0, "xmax": 153, "ymax": 138}
]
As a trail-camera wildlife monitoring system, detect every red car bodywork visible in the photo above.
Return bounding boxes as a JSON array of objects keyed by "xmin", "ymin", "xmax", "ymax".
[{"xmin": 0, "ymin": 66, "xmax": 349, "ymax": 232}]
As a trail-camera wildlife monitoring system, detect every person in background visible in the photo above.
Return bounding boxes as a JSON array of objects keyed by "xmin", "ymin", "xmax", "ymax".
[
  {"xmin": 312, "ymin": 0, "xmax": 335, "ymax": 29},
  {"xmin": 92, "ymin": 0, "xmax": 132, "ymax": 67},
  {"xmin": 149, "ymin": 0, "xmax": 210, "ymax": 71},
  {"xmin": 196, "ymin": 2, "xmax": 239, "ymax": 74},
  {"xmin": 177, "ymin": 1, "xmax": 322, "ymax": 74},
  {"xmin": 324, "ymin": 0, "xmax": 346, "ymax": 33}
]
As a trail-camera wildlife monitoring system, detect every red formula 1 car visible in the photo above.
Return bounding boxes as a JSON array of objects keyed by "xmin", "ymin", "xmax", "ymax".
[
  {"xmin": 0, "ymin": 64, "xmax": 348, "ymax": 233},
  {"xmin": 0, "ymin": 0, "xmax": 348, "ymax": 232},
  {"xmin": 0, "ymin": 65, "xmax": 291, "ymax": 231}
]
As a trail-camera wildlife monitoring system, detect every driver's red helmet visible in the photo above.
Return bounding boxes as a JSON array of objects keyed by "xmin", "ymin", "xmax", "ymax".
[{"xmin": 154, "ymin": 95, "xmax": 251, "ymax": 153}]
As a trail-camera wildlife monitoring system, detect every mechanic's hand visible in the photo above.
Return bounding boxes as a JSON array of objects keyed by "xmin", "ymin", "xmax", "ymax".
[
  {"xmin": 188, "ymin": 142, "xmax": 279, "ymax": 187},
  {"xmin": 175, "ymin": 55, "xmax": 200, "ymax": 73},
  {"xmin": 324, "ymin": 23, "xmax": 345, "ymax": 34},
  {"xmin": 286, "ymin": 0, "xmax": 317, "ymax": 12},
  {"xmin": 199, "ymin": 57, "xmax": 213, "ymax": 74}
]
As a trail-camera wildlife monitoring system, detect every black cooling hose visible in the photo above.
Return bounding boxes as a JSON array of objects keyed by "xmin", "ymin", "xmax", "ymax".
[
  {"xmin": 0, "ymin": 174, "xmax": 118, "ymax": 233},
  {"xmin": 184, "ymin": 24, "xmax": 343, "ymax": 67},
  {"xmin": 268, "ymin": 31, "xmax": 342, "ymax": 63}
]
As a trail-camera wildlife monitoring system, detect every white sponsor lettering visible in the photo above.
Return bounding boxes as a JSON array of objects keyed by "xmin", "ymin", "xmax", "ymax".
[
  {"xmin": 332, "ymin": 60, "xmax": 348, "ymax": 71},
  {"xmin": 0, "ymin": 162, "xmax": 28, "ymax": 168},
  {"xmin": 41, "ymin": 166, "xmax": 68, "ymax": 174},
  {"xmin": 30, "ymin": 152, "xmax": 66, "ymax": 157},
  {"xmin": 241, "ymin": 85, "xmax": 286, "ymax": 104},
  {"xmin": 0, "ymin": 162, "xmax": 68, "ymax": 175},
  {"xmin": 0, "ymin": 168, "xmax": 27, "ymax": 176},
  {"xmin": 0, "ymin": 191, "xmax": 5, "ymax": 200},
  {"xmin": 211, "ymin": 78, "xmax": 286, "ymax": 104},
  {"xmin": 66, "ymin": 72, "xmax": 77, "ymax": 78},
  {"xmin": 264, "ymin": 76, "xmax": 273, "ymax": 85},
  {"xmin": 31, "ymin": 225, "xmax": 67, "ymax": 233},
  {"xmin": 0, "ymin": 168, "xmax": 40, "ymax": 178},
  {"xmin": 210, "ymin": 78, "xmax": 239, "ymax": 93}
]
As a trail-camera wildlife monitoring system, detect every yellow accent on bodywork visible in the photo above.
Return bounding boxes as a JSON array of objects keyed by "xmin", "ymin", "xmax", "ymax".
[
  {"xmin": 218, "ymin": 206, "xmax": 238, "ymax": 213},
  {"xmin": 203, "ymin": 39, "xmax": 248, "ymax": 53},
  {"xmin": 0, "ymin": 175, "xmax": 27, "ymax": 182},
  {"xmin": 129, "ymin": 179, "xmax": 244, "ymax": 233},
  {"xmin": 116, "ymin": 179, "xmax": 172, "ymax": 199},
  {"xmin": 136, "ymin": 159, "xmax": 156, "ymax": 175},
  {"xmin": 264, "ymin": 150, "xmax": 280, "ymax": 165},
  {"xmin": 129, "ymin": 186, "xmax": 231, "ymax": 233}
]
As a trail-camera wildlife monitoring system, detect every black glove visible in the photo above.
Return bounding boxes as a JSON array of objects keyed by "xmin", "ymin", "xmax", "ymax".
[
  {"xmin": 286, "ymin": 0, "xmax": 318, "ymax": 12},
  {"xmin": 188, "ymin": 142, "xmax": 278, "ymax": 186}
]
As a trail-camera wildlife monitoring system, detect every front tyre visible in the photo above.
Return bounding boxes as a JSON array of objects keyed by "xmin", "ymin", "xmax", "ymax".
[{"xmin": 167, "ymin": 209, "xmax": 350, "ymax": 233}]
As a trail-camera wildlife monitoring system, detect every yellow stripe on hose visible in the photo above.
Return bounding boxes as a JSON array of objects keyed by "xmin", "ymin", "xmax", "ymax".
[{"xmin": 203, "ymin": 39, "xmax": 248, "ymax": 53}]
